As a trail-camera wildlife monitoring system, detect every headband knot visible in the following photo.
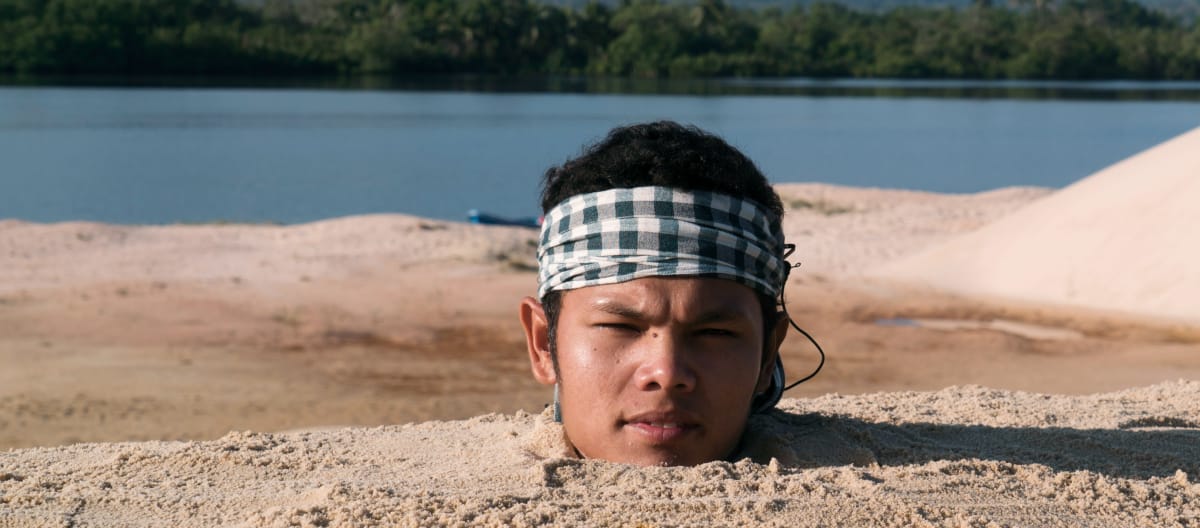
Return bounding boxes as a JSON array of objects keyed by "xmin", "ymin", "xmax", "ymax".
[{"xmin": 537, "ymin": 186, "xmax": 786, "ymax": 300}]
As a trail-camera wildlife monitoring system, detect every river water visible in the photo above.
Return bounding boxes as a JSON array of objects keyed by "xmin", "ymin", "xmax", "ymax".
[{"xmin": 1, "ymin": 78, "xmax": 1197, "ymax": 224}]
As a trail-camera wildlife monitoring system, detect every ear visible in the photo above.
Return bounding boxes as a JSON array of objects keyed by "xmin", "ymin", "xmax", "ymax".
[
  {"xmin": 519, "ymin": 296, "xmax": 557, "ymax": 386},
  {"xmin": 755, "ymin": 311, "xmax": 789, "ymax": 394}
]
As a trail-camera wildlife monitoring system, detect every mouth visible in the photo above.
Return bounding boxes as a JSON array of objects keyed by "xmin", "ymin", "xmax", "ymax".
[{"xmin": 622, "ymin": 412, "xmax": 700, "ymax": 443}]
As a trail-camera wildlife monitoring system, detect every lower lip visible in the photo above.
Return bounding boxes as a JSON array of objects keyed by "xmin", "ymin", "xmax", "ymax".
[{"xmin": 626, "ymin": 422, "xmax": 694, "ymax": 443}]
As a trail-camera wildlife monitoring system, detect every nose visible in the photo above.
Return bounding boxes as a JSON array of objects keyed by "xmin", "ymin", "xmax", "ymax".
[{"xmin": 632, "ymin": 331, "xmax": 697, "ymax": 393}]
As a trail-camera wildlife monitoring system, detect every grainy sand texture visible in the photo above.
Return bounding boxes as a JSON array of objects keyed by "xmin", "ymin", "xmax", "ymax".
[
  {"xmin": 2, "ymin": 129, "xmax": 1200, "ymax": 526},
  {"xmin": 3, "ymin": 384, "xmax": 1198, "ymax": 527}
]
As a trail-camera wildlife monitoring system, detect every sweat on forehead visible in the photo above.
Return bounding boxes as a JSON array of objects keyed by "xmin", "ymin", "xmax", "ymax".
[{"xmin": 536, "ymin": 186, "xmax": 786, "ymax": 300}]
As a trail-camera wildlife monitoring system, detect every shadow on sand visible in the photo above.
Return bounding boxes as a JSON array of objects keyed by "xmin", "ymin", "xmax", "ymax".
[{"xmin": 767, "ymin": 411, "xmax": 1200, "ymax": 479}]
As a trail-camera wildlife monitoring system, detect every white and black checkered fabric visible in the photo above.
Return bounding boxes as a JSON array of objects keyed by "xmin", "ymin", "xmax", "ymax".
[{"xmin": 538, "ymin": 186, "xmax": 787, "ymax": 300}]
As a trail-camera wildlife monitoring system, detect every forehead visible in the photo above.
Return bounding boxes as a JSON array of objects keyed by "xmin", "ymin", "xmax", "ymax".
[{"xmin": 559, "ymin": 277, "xmax": 761, "ymax": 319}]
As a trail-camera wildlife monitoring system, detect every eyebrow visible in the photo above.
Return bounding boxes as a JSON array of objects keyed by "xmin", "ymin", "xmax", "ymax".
[{"xmin": 593, "ymin": 303, "xmax": 648, "ymax": 320}]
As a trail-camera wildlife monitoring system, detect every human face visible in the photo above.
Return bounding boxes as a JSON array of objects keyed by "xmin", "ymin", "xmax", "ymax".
[{"xmin": 520, "ymin": 277, "xmax": 782, "ymax": 466}]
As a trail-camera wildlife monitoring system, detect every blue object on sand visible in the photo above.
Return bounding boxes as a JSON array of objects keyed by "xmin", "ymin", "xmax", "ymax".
[{"xmin": 467, "ymin": 209, "xmax": 542, "ymax": 229}]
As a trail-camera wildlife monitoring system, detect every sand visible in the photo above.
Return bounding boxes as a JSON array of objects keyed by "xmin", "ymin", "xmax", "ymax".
[
  {"xmin": 3, "ymin": 383, "xmax": 1198, "ymax": 527},
  {"xmin": 2, "ymin": 151, "xmax": 1200, "ymax": 524},
  {"xmin": 874, "ymin": 126, "xmax": 1200, "ymax": 325}
]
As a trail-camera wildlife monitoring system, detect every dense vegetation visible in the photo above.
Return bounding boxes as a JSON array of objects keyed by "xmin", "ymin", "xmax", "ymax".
[
  {"xmin": 538, "ymin": 0, "xmax": 1198, "ymax": 20},
  {"xmin": 2, "ymin": 0, "xmax": 1198, "ymax": 79}
]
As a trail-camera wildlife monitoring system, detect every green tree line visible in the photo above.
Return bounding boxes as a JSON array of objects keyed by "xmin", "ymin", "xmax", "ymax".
[{"xmin": 2, "ymin": 0, "xmax": 1198, "ymax": 79}]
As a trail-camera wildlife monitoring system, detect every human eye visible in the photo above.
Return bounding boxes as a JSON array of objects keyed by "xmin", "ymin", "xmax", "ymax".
[
  {"xmin": 696, "ymin": 327, "xmax": 738, "ymax": 338},
  {"xmin": 594, "ymin": 321, "xmax": 640, "ymax": 333}
]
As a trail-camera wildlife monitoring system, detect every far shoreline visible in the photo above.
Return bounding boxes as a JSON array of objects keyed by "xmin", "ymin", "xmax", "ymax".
[
  {"xmin": 0, "ymin": 182, "xmax": 1055, "ymax": 227},
  {"xmin": 6, "ymin": 73, "xmax": 1200, "ymax": 101}
]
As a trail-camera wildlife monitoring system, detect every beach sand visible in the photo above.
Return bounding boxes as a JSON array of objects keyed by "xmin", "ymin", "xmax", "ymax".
[
  {"xmin": 876, "ymin": 126, "xmax": 1200, "ymax": 325},
  {"xmin": 3, "ymin": 383, "xmax": 1198, "ymax": 527},
  {"xmin": 2, "ymin": 161, "xmax": 1199, "ymax": 524}
]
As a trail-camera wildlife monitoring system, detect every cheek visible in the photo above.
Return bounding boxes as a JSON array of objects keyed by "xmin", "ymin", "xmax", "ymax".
[
  {"xmin": 698, "ymin": 341, "xmax": 764, "ymax": 383},
  {"xmin": 556, "ymin": 331, "xmax": 627, "ymax": 389}
]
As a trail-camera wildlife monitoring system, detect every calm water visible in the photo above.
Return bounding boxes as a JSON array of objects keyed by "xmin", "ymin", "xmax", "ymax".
[{"xmin": 2, "ymin": 80, "xmax": 1198, "ymax": 224}]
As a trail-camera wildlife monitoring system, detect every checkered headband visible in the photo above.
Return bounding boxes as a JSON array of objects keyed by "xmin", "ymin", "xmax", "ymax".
[{"xmin": 537, "ymin": 186, "xmax": 787, "ymax": 300}]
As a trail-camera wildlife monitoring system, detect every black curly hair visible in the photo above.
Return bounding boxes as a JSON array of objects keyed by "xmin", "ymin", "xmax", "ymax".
[
  {"xmin": 540, "ymin": 121, "xmax": 784, "ymax": 218},
  {"xmin": 538, "ymin": 121, "xmax": 786, "ymax": 391}
]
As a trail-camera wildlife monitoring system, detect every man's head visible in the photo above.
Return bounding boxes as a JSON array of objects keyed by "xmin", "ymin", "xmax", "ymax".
[{"xmin": 518, "ymin": 121, "xmax": 789, "ymax": 466}]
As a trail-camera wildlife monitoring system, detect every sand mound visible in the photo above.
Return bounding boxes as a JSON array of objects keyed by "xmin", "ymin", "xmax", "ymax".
[
  {"xmin": 873, "ymin": 127, "xmax": 1200, "ymax": 325},
  {"xmin": 3, "ymin": 382, "xmax": 1198, "ymax": 527}
]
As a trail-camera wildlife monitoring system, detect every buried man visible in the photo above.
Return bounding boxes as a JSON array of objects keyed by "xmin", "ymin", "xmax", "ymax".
[{"xmin": 519, "ymin": 121, "xmax": 817, "ymax": 467}]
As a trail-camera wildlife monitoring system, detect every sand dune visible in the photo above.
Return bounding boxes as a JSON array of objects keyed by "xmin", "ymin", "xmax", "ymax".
[{"xmin": 874, "ymin": 126, "xmax": 1200, "ymax": 325}]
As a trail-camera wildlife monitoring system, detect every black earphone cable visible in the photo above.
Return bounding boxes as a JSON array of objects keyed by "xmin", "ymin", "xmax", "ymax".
[{"xmin": 778, "ymin": 244, "xmax": 826, "ymax": 392}]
